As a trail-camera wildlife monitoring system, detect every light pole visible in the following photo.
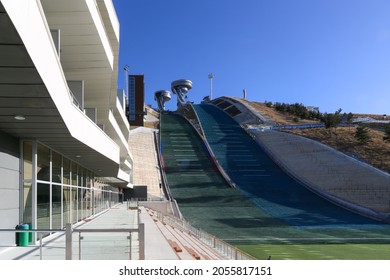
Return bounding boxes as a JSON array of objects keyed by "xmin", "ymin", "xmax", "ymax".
[
  {"xmin": 208, "ymin": 73, "xmax": 214, "ymax": 100},
  {"xmin": 124, "ymin": 65, "xmax": 129, "ymax": 99}
]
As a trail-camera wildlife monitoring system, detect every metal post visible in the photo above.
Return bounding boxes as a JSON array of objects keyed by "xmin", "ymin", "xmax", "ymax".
[
  {"xmin": 128, "ymin": 232, "xmax": 132, "ymax": 260},
  {"xmin": 65, "ymin": 223, "xmax": 72, "ymax": 260},
  {"xmin": 39, "ymin": 232, "xmax": 42, "ymax": 260},
  {"xmin": 139, "ymin": 223, "xmax": 145, "ymax": 260},
  {"xmin": 78, "ymin": 232, "xmax": 83, "ymax": 260},
  {"xmin": 208, "ymin": 73, "xmax": 214, "ymax": 100}
]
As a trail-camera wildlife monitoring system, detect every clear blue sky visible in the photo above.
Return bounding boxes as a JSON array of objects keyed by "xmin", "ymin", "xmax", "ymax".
[{"xmin": 113, "ymin": 0, "xmax": 390, "ymax": 115}]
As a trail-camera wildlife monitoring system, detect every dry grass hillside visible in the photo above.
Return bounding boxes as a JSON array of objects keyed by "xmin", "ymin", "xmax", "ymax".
[
  {"xmin": 240, "ymin": 99, "xmax": 321, "ymax": 125},
  {"xmin": 244, "ymin": 101, "xmax": 390, "ymax": 174}
]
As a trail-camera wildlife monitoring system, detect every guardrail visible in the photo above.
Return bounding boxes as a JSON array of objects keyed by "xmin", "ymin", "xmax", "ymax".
[
  {"xmin": 69, "ymin": 224, "xmax": 145, "ymax": 260},
  {"xmin": 0, "ymin": 223, "xmax": 145, "ymax": 260}
]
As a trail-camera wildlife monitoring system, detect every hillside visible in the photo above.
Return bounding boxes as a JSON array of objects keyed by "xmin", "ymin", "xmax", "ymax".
[
  {"xmin": 240, "ymin": 100, "xmax": 321, "ymax": 125},
  {"xmin": 244, "ymin": 100, "xmax": 390, "ymax": 174},
  {"xmin": 288, "ymin": 127, "xmax": 390, "ymax": 174}
]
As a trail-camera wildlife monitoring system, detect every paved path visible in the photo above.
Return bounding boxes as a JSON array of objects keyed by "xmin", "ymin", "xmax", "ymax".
[{"xmin": 0, "ymin": 203, "xmax": 178, "ymax": 260}]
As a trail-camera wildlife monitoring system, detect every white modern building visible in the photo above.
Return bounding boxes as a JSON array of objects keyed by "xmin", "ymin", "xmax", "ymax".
[{"xmin": 0, "ymin": 0, "xmax": 133, "ymax": 247}]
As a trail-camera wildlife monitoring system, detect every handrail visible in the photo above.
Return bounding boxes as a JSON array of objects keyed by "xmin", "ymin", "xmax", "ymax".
[
  {"xmin": 153, "ymin": 129, "xmax": 170, "ymax": 200},
  {"xmin": 0, "ymin": 201, "xmax": 145, "ymax": 260},
  {"xmin": 68, "ymin": 88, "xmax": 83, "ymax": 111},
  {"xmin": 0, "ymin": 229, "xmax": 64, "ymax": 233},
  {"xmin": 73, "ymin": 226, "xmax": 144, "ymax": 260},
  {"xmin": 0, "ymin": 225, "xmax": 145, "ymax": 260}
]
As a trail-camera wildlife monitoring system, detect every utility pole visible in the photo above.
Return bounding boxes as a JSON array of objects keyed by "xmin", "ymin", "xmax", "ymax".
[{"xmin": 208, "ymin": 73, "xmax": 214, "ymax": 100}]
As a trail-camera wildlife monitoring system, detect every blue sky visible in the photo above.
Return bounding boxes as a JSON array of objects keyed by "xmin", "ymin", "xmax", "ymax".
[{"xmin": 113, "ymin": 0, "xmax": 390, "ymax": 114}]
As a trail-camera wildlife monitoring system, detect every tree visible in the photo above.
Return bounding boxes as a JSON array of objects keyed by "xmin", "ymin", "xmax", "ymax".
[
  {"xmin": 321, "ymin": 109, "xmax": 342, "ymax": 137},
  {"xmin": 355, "ymin": 125, "xmax": 371, "ymax": 144},
  {"xmin": 383, "ymin": 124, "xmax": 390, "ymax": 143}
]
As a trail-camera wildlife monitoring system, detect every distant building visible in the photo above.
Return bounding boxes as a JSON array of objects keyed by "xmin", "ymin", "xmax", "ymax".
[
  {"xmin": 128, "ymin": 75, "xmax": 145, "ymax": 127},
  {"xmin": 306, "ymin": 106, "xmax": 320, "ymax": 113}
]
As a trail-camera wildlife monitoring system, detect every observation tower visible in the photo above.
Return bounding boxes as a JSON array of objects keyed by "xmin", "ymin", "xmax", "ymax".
[{"xmin": 154, "ymin": 90, "xmax": 171, "ymax": 111}]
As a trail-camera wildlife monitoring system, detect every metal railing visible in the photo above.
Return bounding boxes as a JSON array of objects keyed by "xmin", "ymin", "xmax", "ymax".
[
  {"xmin": 0, "ymin": 223, "xmax": 145, "ymax": 260},
  {"xmin": 0, "ymin": 205, "xmax": 145, "ymax": 261},
  {"xmin": 154, "ymin": 210, "xmax": 255, "ymax": 260},
  {"xmin": 67, "ymin": 223, "xmax": 145, "ymax": 260},
  {"xmin": 68, "ymin": 88, "xmax": 83, "ymax": 111}
]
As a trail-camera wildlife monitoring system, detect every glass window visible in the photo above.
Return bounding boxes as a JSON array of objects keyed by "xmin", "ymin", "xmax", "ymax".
[
  {"xmin": 77, "ymin": 187, "xmax": 84, "ymax": 221},
  {"xmin": 80, "ymin": 168, "xmax": 85, "ymax": 187},
  {"xmin": 85, "ymin": 189, "xmax": 92, "ymax": 218},
  {"xmin": 23, "ymin": 182, "xmax": 33, "ymax": 225},
  {"xmin": 22, "ymin": 141, "xmax": 33, "ymax": 224},
  {"xmin": 63, "ymin": 158, "xmax": 70, "ymax": 185},
  {"xmin": 23, "ymin": 141, "xmax": 33, "ymax": 181},
  {"xmin": 128, "ymin": 77, "xmax": 136, "ymax": 121},
  {"xmin": 86, "ymin": 171, "xmax": 91, "ymax": 188},
  {"xmin": 37, "ymin": 144, "xmax": 50, "ymax": 182},
  {"xmin": 37, "ymin": 183, "xmax": 50, "ymax": 235},
  {"xmin": 52, "ymin": 151, "xmax": 62, "ymax": 184},
  {"xmin": 71, "ymin": 163, "xmax": 78, "ymax": 186},
  {"xmin": 52, "ymin": 184, "xmax": 62, "ymax": 229},
  {"xmin": 72, "ymin": 187, "xmax": 77, "ymax": 223},
  {"xmin": 63, "ymin": 186, "xmax": 70, "ymax": 226}
]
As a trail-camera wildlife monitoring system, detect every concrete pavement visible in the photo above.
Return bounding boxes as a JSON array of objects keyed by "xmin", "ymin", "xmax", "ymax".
[{"xmin": 0, "ymin": 203, "xmax": 179, "ymax": 260}]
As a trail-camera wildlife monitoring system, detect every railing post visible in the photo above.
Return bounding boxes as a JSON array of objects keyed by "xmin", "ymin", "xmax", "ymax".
[
  {"xmin": 65, "ymin": 223, "xmax": 72, "ymax": 260},
  {"xmin": 79, "ymin": 232, "xmax": 83, "ymax": 260},
  {"xmin": 139, "ymin": 223, "xmax": 145, "ymax": 260},
  {"xmin": 128, "ymin": 232, "xmax": 132, "ymax": 260},
  {"xmin": 39, "ymin": 232, "xmax": 43, "ymax": 260}
]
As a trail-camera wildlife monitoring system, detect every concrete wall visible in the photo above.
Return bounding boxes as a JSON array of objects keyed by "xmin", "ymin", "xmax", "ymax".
[{"xmin": 0, "ymin": 131, "xmax": 20, "ymax": 246}]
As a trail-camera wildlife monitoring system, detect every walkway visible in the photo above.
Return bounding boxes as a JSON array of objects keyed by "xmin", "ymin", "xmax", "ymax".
[{"xmin": 0, "ymin": 203, "xmax": 176, "ymax": 260}]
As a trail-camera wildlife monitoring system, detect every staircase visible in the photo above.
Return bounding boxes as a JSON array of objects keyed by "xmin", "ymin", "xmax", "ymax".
[{"xmin": 146, "ymin": 208, "xmax": 229, "ymax": 260}]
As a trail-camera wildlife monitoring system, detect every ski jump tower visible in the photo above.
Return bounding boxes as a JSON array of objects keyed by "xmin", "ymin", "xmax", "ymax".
[
  {"xmin": 154, "ymin": 90, "xmax": 171, "ymax": 111},
  {"xmin": 171, "ymin": 79, "xmax": 193, "ymax": 107}
]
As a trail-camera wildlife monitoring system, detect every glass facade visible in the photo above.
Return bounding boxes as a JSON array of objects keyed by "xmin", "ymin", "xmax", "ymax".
[
  {"xmin": 22, "ymin": 141, "xmax": 33, "ymax": 225},
  {"xmin": 52, "ymin": 184, "xmax": 62, "ymax": 229},
  {"xmin": 21, "ymin": 141, "xmax": 122, "ymax": 242},
  {"xmin": 128, "ymin": 76, "xmax": 135, "ymax": 121},
  {"xmin": 37, "ymin": 183, "xmax": 50, "ymax": 233}
]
